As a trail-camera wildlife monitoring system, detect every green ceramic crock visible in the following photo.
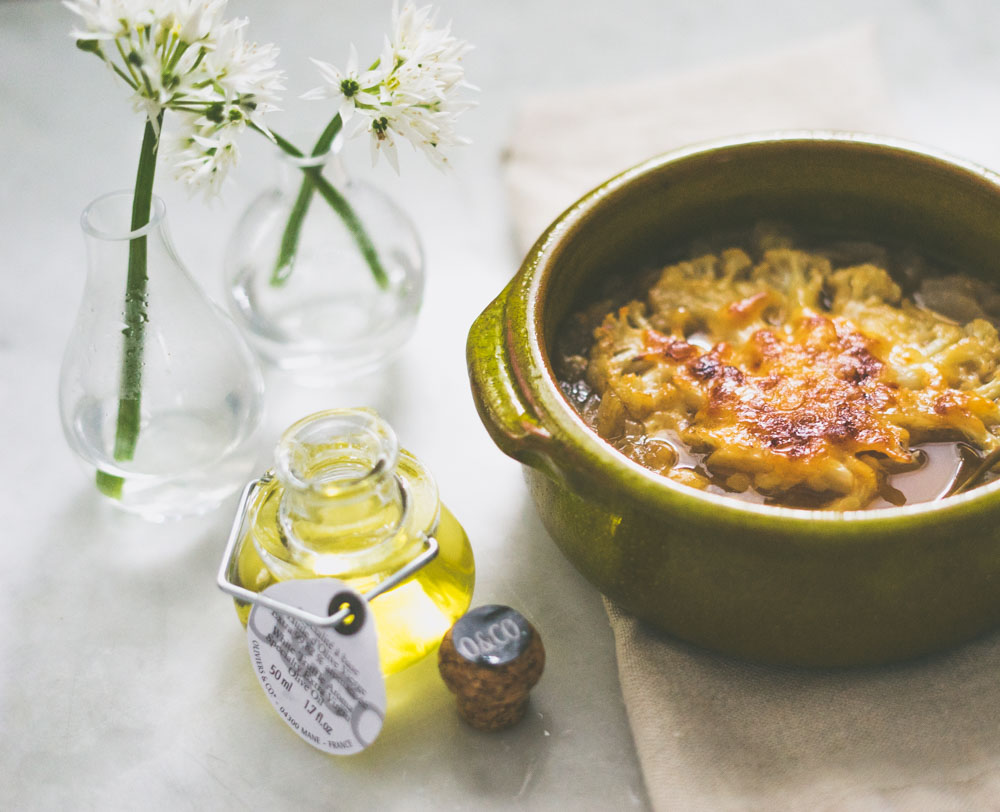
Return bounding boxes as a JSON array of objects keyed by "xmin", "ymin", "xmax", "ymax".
[{"xmin": 467, "ymin": 132, "xmax": 1000, "ymax": 667}]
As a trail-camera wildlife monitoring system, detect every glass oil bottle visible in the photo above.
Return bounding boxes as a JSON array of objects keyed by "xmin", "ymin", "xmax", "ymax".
[{"xmin": 227, "ymin": 408, "xmax": 475, "ymax": 677}]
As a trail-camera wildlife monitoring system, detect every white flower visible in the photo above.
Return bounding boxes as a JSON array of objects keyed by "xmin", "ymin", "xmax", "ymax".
[
  {"xmin": 164, "ymin": 115, "xmax": 240, "ymax": 198},
  {"xmin": 204, "ymin": 17, "xmax": 283, "ymax": 133},
  {"xmin": 367, "ymin": 114, "xmax": 400, "ymax": 171},
  {"xmin": 171, "ymin": 0, "xmax": 228, "ymax": 45},
  {"xmin": 304, "ymin": 1, "xmax": 474, "ymax": 171},
  {"xmin": 383, "ymin": 2, "xmax": 474, "ymax": 100},
  {"xmin": 303, "ymin": 44, "xmax": 384, "ymax": 126},
  {"xmin": 65, "ymin": 0, "xmax": 138, "ymax": 40},
  {"xmin": 67, "ymin": 0, "xmax": 285, "ymax": 193}
]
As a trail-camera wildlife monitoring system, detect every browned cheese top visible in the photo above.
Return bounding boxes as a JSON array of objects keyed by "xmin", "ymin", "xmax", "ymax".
[{"xmin": 579, "ymin": 247, "xmax": 1000, "ymax": 509}]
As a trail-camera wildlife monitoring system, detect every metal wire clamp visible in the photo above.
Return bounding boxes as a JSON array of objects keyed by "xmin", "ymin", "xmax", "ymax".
[{"xmin": 216, "ymin": 476, "xmax": 440, "ymax": 628}]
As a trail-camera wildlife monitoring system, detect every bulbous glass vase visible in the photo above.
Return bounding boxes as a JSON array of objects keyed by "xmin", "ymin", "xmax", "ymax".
[
  {"xmin": 225, "ymin": 149, "xmax": 424, "ymax": 383},
  {"xmin": 59, "ymin": 190, "xmax": 264, "ymax": 521}
]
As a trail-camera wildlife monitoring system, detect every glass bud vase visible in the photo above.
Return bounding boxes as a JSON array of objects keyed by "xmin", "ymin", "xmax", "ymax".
[
  {"xmin": 225, "ymin": 148, "xmax": 424, "ymax": 382},
  {"xmin": 59, "ymin": 190, "xmax": 265, "ymax": 521}
]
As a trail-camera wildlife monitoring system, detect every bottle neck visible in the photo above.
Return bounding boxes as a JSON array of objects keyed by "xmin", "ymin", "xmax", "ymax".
[
  {"xmin": 81, "ymin": 190, "xmax": 171, "ymax": 281},
  {"xmin": 274, "ymin": 409, "xmax": 407, "ymax": 569}
]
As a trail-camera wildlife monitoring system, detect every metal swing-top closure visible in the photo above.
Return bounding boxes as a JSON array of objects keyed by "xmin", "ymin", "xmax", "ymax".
[{"xmin": 217, "ymin": 474, "xmax": 440, "ymax": 628}]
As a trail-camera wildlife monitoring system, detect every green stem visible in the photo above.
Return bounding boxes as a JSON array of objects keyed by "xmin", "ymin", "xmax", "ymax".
[
  {"xmin": 96, "ymin": 112, "xmax": 162, "ymax": 500},
  {"xmin": 271, "ymin": 115, "xmax": 342, "ymax": 285},
  {"xmin": 307, "ymin": 165, "xmax": 390, "ymax": 289},
  {"xmin": 262, "ymin": 122, "xmax": 389, "ymax": 290}
]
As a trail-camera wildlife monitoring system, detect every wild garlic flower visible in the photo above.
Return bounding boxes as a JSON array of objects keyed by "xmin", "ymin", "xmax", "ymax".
[
  {"xmin": 66, "ymin": 0, "xmax": 284, "ymax": 193},
  {"xmin": 163, "ymin": 115, "xmax": 240, "ymax": 198},
  {"xmin": 304, "ymin": 1, "xmax": 474, "ymax": 171},
  {"xmin": 304, "ymin": 44, "xmax": 383, "ymax": 126}
]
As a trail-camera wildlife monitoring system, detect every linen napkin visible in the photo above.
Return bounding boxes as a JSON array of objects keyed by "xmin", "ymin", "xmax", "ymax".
[{"xmin": 504, "ymin": 25, "xmax": 1000, "ymax": 811}]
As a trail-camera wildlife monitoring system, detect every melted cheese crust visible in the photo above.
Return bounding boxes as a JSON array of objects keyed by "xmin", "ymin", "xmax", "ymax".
[{"xmin": 583, "ymin": 248, "xmax": 1000, "ymax": 509}]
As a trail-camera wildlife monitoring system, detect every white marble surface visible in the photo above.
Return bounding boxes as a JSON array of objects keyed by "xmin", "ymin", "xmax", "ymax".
[{"xmin": 4, "ymin": 0, "xmax": 1000, "ymax": 809}]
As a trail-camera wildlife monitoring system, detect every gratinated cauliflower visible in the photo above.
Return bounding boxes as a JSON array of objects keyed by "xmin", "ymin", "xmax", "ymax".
[{"xmin": 571, "ymin": 247, "xmax": 1000, "ymax": 510}]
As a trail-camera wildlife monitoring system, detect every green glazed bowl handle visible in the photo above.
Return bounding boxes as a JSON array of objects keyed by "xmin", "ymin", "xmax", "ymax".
[{"xmin": 467, "ymin": 290, "xmax": 557, "ymax": 473}]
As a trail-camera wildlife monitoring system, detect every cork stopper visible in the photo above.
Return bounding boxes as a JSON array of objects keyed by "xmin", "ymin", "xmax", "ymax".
[{"xmin": 438, "ymin": 605, "xmax": 545, "ymax": 731}]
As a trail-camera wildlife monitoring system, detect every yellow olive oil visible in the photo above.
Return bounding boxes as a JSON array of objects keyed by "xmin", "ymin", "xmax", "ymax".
[{"xmin": 231, "ymin": 409, "xmax": 475, "ymax": 676}]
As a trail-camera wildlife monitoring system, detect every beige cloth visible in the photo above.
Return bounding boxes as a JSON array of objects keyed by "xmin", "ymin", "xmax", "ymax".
[{"xmin": 504, "ymin": 26, "xmax": 1000, "ymax": 811}]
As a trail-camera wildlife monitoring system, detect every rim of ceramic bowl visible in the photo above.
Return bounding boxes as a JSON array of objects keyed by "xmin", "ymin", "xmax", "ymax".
[{"xmin": 508, "ymin": 130, "xmax": 1000, "ymax": 533}]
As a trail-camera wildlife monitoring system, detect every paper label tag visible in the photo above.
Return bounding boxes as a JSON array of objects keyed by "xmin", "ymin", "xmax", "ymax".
[{"xmin": 246, "ymin": 579, "xmax": 385, "ymax": 755}]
